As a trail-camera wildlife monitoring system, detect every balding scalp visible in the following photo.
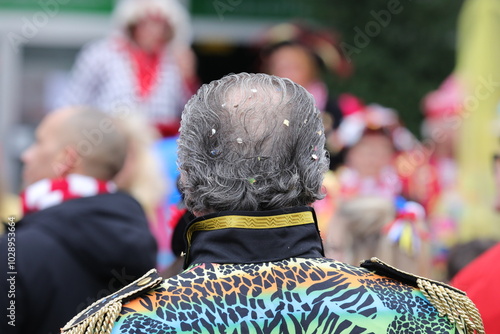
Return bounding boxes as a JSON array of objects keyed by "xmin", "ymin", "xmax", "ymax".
[
  {"xmin": 178, "ymin": 73, "xmax": 329, "ymax": 213},
  {"xmin": 65, "ymin": 107, "xmax": 128, "ymax": 180}
]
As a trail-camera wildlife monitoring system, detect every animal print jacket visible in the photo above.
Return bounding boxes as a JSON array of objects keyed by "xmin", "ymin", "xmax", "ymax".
[{"xmin": 62, "ymin": 207, "xmax": 481, "ymax": 334}]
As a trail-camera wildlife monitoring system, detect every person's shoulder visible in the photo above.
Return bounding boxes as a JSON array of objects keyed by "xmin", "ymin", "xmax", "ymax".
[
  {"xmin": 61, "ymin": 269, "xmax": 162, "ymax": 334},
  {"xmin": 303, "ymin": 257, "xmax": 484, "ymax": 334},
  {"xmin": 90, "ymin": 191, "xmax": 145, "ymax": 214},
  {"xmin": 58, "ymin": 192, "xmax": 141, "ymax": 210},
  {"xmin": 29, "ymin": 192, "xmax": 146, "ymax": 229},
  {"xmin": 90, "ymin": 191, "xmax": 141, "ymax": 204},
  {"xmin": 359, "ymin": 257, "xmax": 484, "ymax": 334},
  {"xmin": 60, "ymin": 192, "xmax": 148, "ymax": 227}
]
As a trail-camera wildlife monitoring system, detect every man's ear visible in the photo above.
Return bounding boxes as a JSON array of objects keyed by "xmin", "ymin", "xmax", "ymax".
[{"xmin": 52, "ymin": 146, "xmax": 81, "ymax": 178}]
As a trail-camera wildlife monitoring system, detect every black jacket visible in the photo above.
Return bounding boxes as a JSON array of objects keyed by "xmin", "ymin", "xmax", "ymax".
[{"xmin": 0, "ymin": 192, "xmax": 157, "ymax": 334}]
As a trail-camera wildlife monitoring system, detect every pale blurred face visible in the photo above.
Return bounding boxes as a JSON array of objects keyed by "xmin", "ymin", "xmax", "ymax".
[
  {"xmin": 132, "ymin": 17, "xmax": 172, "ymax": 53},
  {"xmin": 346, "ymin": 133, "xmax": 395, "ymax": 178},
  {"xmin": 21, "ymin": 113, "xmax": 67, "ymax": 188},
  {"xmin": 266, "ymin": 45, "xmax": 317, "ymax": 88}
]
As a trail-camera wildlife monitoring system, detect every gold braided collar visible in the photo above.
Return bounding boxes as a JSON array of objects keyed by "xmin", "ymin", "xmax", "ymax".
[
  {"xmin": 186, "ymin": 210, "xmax": 314, "ymax": 246},
  {"xmin": 184, "ymin": 209, "xmax": 316, "ymax": 265}
]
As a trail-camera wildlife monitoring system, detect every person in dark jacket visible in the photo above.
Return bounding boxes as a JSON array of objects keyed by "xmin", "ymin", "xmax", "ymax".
[{"xmin": 0, "ymin": 107, "xmax": 157, "ymax": 334}]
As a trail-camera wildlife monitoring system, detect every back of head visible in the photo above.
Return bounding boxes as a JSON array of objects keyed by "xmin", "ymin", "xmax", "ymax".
[
  {"xmin": 337, "ymin": 197, "xmax": 394, "ymax": 262},
  {"xmin": 331, "ymin": 196, "xmax": 431, "ymax": 276},
  {"xmin": 178, "ymin": 73, "xmax": 329, "ymax": 214},
  {"xmin": 65, "ymin": 107, "xmax": 128, "ymax": 181}
]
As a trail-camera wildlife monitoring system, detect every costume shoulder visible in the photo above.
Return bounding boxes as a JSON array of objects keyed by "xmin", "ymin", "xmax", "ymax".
[
  {"xmin": 61, "ymin": 269, "xmax": 162, "ymax": 334},
  {"xmin": 360, "ymin": 257, "xmax": 484, "ymax": 334}
]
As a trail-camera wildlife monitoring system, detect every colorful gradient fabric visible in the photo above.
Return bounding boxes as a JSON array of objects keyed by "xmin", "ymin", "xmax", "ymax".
[{"xmin": 111, "ymin": 258, "xmax": 457, "ymax": 333}]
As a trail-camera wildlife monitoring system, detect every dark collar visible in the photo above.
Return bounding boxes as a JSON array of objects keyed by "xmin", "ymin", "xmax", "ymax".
[{"xmin": 184, "ymin": 206, "xmax": 324, "ymax": 269}]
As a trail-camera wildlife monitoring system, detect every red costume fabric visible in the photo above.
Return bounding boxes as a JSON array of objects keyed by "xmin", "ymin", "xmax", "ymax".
[{"xmin": 451, "ymin": 242, "xmax": 500, "ymax": 333}]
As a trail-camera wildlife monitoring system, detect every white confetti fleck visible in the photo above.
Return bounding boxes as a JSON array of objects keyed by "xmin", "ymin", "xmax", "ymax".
[{"xmin": 283, "ymin": 119, "xmax": 290, "ymax": 126}]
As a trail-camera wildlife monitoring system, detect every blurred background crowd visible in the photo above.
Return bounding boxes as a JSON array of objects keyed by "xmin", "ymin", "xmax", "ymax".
[{"xmin": 1, "ymin": 0, "xmax": 500, "ymax": 286}]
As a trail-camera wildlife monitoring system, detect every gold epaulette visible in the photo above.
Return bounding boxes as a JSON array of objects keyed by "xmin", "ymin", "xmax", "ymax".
[
  {"xmin": 360, "ymin": 257, "xmax": 484, "ymax": 334},
  {"xmin": 61, "ymin": 269, "xmax": 163, "ymax": 334}
]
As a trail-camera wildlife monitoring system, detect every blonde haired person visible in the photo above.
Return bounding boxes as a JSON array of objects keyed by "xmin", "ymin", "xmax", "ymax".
[
  {"xmin": 113, "ymin": 112, "xmax": 174, "ymax": 270},
  {"xmin": 114, "ymin": 112, "xmax": 166, "ymax": 219},
  {"xmin": 325, "ymin": 196, "xmax": 432, "ymax": 277}
]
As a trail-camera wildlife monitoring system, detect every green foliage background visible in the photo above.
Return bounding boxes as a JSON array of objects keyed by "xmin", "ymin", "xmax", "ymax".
[{"xmin": 310, "ymin": 0, "xmax": 465, "ymax": 135}]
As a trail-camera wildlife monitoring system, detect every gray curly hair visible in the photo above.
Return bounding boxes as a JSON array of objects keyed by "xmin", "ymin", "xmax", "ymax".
[{"xmin": 178, "ymin": 73, "xmax": 329, "ymax": 214}]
